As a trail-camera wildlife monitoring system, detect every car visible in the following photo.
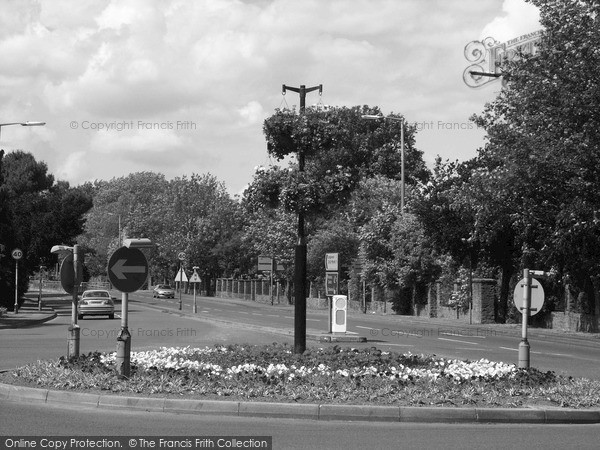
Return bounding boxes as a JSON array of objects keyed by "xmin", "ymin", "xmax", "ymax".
[
  {"xmin": 78, "ymin": 290, "xmax": 115, "ymax": 320},
  {"xmin": 153, "ymin": 284, "xmax": 175, "ymax": 299}
]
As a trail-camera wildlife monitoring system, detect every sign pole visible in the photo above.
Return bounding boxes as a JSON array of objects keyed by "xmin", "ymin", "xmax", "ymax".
[
  {"xmin": 108, "ymin": 241, "xmax": 152, "ymax": 378},
  {"xmin": 179, "ymin": 262, "xmax": 183, "ymax": 310},
  {"xmin": 14, "ymin": 259, "xmax": 19, "ymax": 314},
  {"xmin": 68, "ymin": 245, "xmax": 81, "ymax": 359},
  {"xmin": 116, "ymin": 291, "xmax": 131, "ymax": 377},
  {"xmin": 518, "ymin": 268, "xmax": 531, "ymax": 369}
]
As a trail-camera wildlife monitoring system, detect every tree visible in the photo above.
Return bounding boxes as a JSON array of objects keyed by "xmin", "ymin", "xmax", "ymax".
[
  {"xmin": 470, "ymin": 0, "xmax": 600, "ymax": 314},
  {"xmin": 0, "ymin": 151, "xmax": 92, "ymax": 309}
]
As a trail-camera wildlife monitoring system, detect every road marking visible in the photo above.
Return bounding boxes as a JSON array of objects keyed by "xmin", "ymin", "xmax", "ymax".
[
  {"xmin": 267, "ymin": 314, "xmax": 279, "ymax": 317},
  {"xmin": 381, "ymin": 343, "xmax": 414, "ymax": 347},
  {"xmin": 499, "ymin": 346, "xmax": 569, "ymax": 357},
  {"xmin": 439, "ymin": 332, "xmax": 487, "ymax": 339},
  {"xmin": 284, "ymin": 316, "xmax": 294, "ymax": 319},
  {"xmin": 355, "ymin": 326, "xmax": 376, "ymax": 330},
  {"xmin": 438, "ymin": 337, "xmax": 479, "ymax": 345},
  {"xmin": 307, "ymin": 318, "xmax": 321, "ymax": 322}
]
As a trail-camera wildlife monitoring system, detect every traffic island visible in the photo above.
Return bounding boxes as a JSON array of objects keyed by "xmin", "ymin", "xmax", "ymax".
[{"xmin": 317, "ymin": 332, "xmax": 367, "ymax": 343}]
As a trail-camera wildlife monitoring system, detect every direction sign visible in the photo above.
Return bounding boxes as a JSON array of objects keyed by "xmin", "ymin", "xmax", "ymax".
[
  {"xmin": 12, "ymin": 248, "xmax": 23, "ymax": 260},
  {"xmin": 325, "ymin": 253, "xmax": 339, "ymax": 271},
  {"xmin": 513, "ymin": 277, "xmax": 545, "ymax": 316},
  {"xmin": 108, "ymin": 247, "xmax": 149, "ymax": 293}
]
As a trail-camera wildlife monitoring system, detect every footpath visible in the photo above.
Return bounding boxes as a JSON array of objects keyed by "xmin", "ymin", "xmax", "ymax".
[{"xmin": 1, "ymin": 292, "xmax": 599, "ymax": 424}]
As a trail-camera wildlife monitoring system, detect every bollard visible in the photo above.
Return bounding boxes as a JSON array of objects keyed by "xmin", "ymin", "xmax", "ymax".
[
  {"xmin": 518, "ymin": 339, "xmax": 530, "ymax": 369},
  {"xmin": 116, "ymin": 327, "xmax": 131, "ymax": 378},
  {"xmin": 67, "ymin": 325, "xmax": 80, "ymax": 359}
]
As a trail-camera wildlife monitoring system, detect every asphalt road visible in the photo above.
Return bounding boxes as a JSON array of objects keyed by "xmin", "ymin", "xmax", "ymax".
[
  {"xmin": 3, "ymin": 291, "xmax": 599, "ymax": 379},
  {"xmin": 2, "ymin": 400, "xmax": 600, "ymax": 450},
  {"xmin": 133, "ymin": 290, "xmax": 600, "ymax": 379}
]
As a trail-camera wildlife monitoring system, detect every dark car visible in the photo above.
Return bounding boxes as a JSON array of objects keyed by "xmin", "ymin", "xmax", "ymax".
[
  {"xmin": 78, "ymin": 290, "xmax": 115, "ymax": 319},
  {"xmin": 153, "ymin": 284, "xmax": 175, "ymax": 299}
]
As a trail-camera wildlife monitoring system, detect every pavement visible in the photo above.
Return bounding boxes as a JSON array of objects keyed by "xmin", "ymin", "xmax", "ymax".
[{"xmin": 1, "ymin": 292, "xmax": 599, "ymax": 424}]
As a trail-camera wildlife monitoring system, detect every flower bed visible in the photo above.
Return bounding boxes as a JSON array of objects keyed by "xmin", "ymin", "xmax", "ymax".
[{"xmin": 5, "ymin": 344, "xmax": 600, "ymax": 408}]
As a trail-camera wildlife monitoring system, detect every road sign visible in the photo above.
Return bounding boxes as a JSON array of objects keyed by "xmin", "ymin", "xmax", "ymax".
[
  {"xmin": 325, "ymin": 253, "xmax": 339, "ymax": 271},
  {"xmin": 513, "ymin": 277, "xmax": 545, "ymax": 316},
  {"xmin": 177, "ymin": 252, "xmax": 186, "ymax": 261},
  {"xmin": 258, "ymin": 256, "xmax": 273, "ymax": 271},
  {"xmin": 175, "ymin": 267, "xmax": 188, "ymax": 283},
  {"xmin": 59, "ymin": 253, "xmax": 75, "ymax": 295},
  {"xmin": 189, "ymin": 271, "xmax": 201, "ymax": 283},
  {"xmin": 11, "ymin": 248, "xmax": 23, "ymax": 260},
  {"xmin": 108, "ymin": 247, "xmax": 149, "ymax": 293},
  {"xmin": 325, "ymin": 272, "xmax": 339, "ymax": 296}
]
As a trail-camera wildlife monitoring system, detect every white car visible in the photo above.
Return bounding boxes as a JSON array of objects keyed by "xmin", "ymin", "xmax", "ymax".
[{"xmin": 78, "ymin": 290, "xmax": 115, "ymax": 320}]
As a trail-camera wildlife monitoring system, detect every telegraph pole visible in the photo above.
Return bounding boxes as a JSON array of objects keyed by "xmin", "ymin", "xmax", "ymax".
[{"xmin": 282, "ymin": 83, "xmax": 322, "ymax": 354}]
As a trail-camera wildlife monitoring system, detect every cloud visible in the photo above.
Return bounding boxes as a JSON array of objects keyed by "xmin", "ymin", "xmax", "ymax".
[
  {"xmin": 0, "ymin": 0, "xmax": 544, "ymax": 194},
  {"xmin": 480, "ymin": 0, "xmax": 541, "ymax": 43}
]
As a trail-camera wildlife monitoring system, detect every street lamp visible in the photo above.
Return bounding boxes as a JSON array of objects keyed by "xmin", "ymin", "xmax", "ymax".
[
  {"xmin": 0, "ymin": 121, "xmax": 46, "ymax": 140},
  {"xmin": 51, "ymin": 244, "xmax": 82, "ymax": 358},
  {"xmin": 362, "ymin": 114, "xmax": 405, "ymax": 211}
]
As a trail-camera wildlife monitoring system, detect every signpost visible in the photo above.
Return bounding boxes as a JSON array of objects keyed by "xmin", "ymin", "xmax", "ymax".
[
  {"xmin": 258, "ymin": 256, "xmax": 284, "ymax": 305},
  {"xmin": 12, "ymin": 249, "xmax": 22, "ymax": 314},
  {"xmin": 177, "ymin": 252, "xmax": 186, "ymax": 310},
  {"xmin": 190, "ymin": 266, "xmax": 201, "ymax": 314},
  {"xmin": 514, "ymin": 269, "xmax": 547, "ymax": 369},
  {"xmin": 108, "ymin": 239, "xmax": 152, "ymax": 377},
  {"xmin": 325, "ymin": 253, "xmax": 339, "ymax": 333}
]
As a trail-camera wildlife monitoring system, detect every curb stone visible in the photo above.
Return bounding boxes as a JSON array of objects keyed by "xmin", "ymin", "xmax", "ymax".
[{"xmin": 1, "ymin": 383, "xmax": 599, "ymax": 424}]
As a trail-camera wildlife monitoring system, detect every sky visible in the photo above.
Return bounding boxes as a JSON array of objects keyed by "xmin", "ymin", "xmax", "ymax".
[{"xmin": 0, "ymin": 0, "xmax": 541, "ymax": 196}]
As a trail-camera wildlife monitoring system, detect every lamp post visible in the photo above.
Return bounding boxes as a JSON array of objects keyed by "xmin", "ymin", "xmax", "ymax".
[
  {"xmin": 51, "ymin": 244, "xmax": 82, "ymax": 358},
  {"xmin": 362, "ymin": 114, "xmax": 405, "ymax": 211},
  {"xmin": 281, "ymin": 83, "xmax": 323, "ymax": 354}
]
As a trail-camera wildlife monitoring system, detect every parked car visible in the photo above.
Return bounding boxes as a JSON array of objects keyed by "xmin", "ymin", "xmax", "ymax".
[
  {"xmin": 153, "ymin": 284, "xmax": 175, "ymax": 299},
  {"xmin": 78, "ymin": 290, "xmax": 115, "ymax": 319}
]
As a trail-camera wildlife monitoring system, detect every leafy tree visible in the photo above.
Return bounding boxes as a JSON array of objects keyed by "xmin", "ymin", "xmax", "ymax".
[
  {"xmin": 0, "ymin": 151, "xmax": 92, "ymax": 309},
  {"xmin": 469, "ymin": 0, "xmax": 600, "ymax": 314}
]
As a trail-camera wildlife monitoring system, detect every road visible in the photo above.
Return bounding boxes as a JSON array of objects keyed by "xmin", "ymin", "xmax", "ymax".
[
  {"xmin": 133, "ymin": 290, "xmax": 600, "ymax": 379},
  {"xmin": 2, "ymin": 291, "xmax": 599, "ymax": 379},
  {"xmin": 2, "ymin": 291, "xmax": 599, "ymax": 449},
  {"xmin": 2, "ymin": 401, "xmax": 600, "ymax": 450}
]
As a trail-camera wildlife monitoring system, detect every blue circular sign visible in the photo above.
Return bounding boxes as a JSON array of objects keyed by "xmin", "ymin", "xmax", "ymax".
[{"xmin": 108, "ymin": 247, "xmax": 149, "ymax": 293}]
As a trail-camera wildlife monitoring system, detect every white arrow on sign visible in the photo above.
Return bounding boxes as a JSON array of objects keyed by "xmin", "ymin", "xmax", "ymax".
[{"xmin": 111, "ymin": 259, "xmax": 147, "ymax": 280}]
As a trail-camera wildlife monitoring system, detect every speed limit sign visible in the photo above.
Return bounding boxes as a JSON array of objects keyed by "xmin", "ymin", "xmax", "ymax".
[
  {"xmin": 177, "ymin": 252, "xmax": 186, "ymax": 261},
  {"xmin": 12, "ymin": 248, "xmax": 23, "ymax": 260}
]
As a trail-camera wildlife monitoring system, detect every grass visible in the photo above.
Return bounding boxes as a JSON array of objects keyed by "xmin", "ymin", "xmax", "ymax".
[{"xmin": 2, "ymin": 343, "xmax": 600, "ymax": 409}]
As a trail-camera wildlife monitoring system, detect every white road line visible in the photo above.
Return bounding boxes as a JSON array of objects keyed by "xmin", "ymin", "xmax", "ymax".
[
  {"xmin": 355, "ymin": 326, "xmax": 375, "ymax": 330},
  {"xmin": 307, "ymin": 318, "xmax": 321, "ymax": 322},
  {"xmin": 438, "ymin": 337, "xmax": 479, "ymax": 345},
  {"xmin": 499, "ymin": 346, "xmax": 568, "ymax": 357},
  {"xmin": 439, "ymin": 332, "xmax": 487, "ymax": 339},
  {"xmin": 380, "ymin": 343, "xmax": 414, "ymax": 348}
]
